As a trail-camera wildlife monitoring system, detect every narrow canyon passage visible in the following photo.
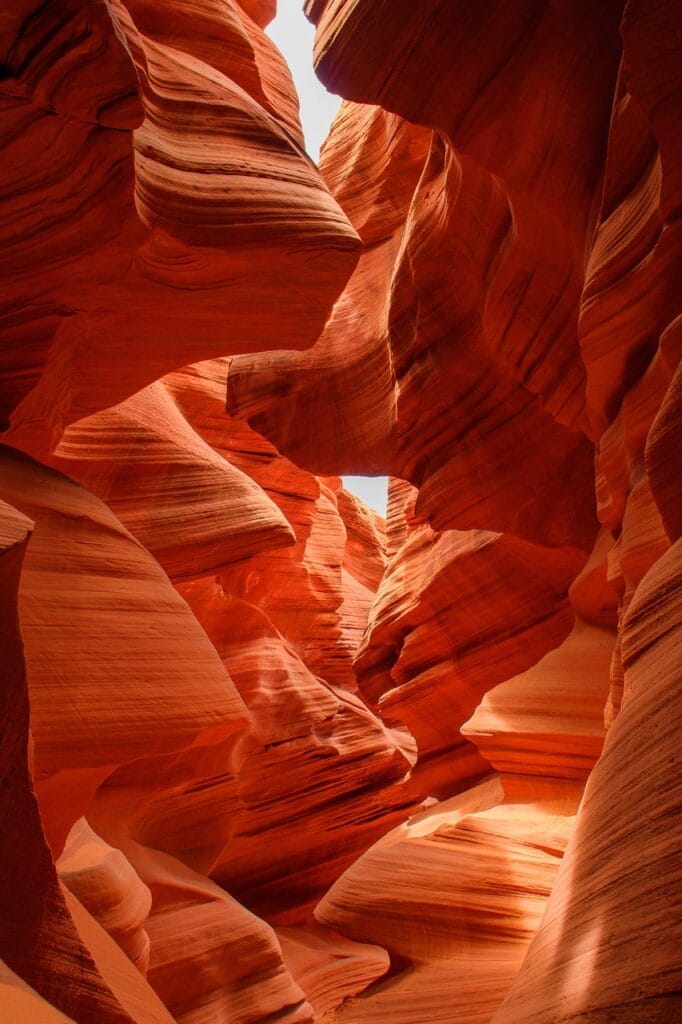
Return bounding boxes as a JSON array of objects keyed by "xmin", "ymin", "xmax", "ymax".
[{"xmin": 0, "ymin": 3, "xmax": 680, "ymax": 1024}]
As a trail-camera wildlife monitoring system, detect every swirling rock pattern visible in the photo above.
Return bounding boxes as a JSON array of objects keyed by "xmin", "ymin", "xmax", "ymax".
[
  {"xmin": 58, "ymin": 820, "xmax": 153, "ymax": 973},
  {"xmin": 0, "ymin": 444, "xmax": 246, "ymax": 856},
  {"xmin": 277, "ymin": 924, "xmax": 389, "ymax": 1019},
  {"xmin": 50, "ymin": 380, "xmax": 296, "ymax": 582},
  {"xmin": 228, "ymin": 0, "xmax": 627, "ymax": 548},
  {"xmin": 0, "ymin": 1, "xmax": 681, "ymax": 1023},
  {"xmin": 0, "ymin": 497, "xmax": 150, "ymax": 1024},
  {"xmin": 0, "ymin": 0, "xmax": 358, "ymax": 457}
]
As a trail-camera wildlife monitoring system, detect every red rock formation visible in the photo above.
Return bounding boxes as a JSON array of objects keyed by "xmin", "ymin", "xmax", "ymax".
[
  {"xmin": 58, "ymin": 820, "xmax": 153, "ymax": 973},
  {"xmin": 277, "ymin": 925, "xmax": 389, "ymax": 1019},
  {"xmin": 0, "ymin": 961, "xmax": 75, "ymax": 1024},
  {"xmin": 493, "ymin": 543, "xmax": 682, "ymax": 1024},
  {"xmin": 84, "ymin": 584, "xmax": 416, "ymax": 922},
  {"xmin": 0, "ymin": 445, "xmax": 246, "ymax": 856},
  {"xmin": 228, "ymin": 1, "xmax": 626, "ymax": 549},
  {"xmin": 1, "ymin": 0, "xmax": 358, "ymax": 458},
  {"xmin": 306, "ymin": 520, "xmax": 616, "ymax": 1023},
  {"xmin": 1, "ymin": 1, "xmax": 681, "ymax": 1022},
  {"xmin": 229, "ymin": 1, "xmax": 680, "ymax": 1020},
  {"xmin": 0, "ymin": 495, "xmax": 158, "ymax": 1024},
  {"xmin": 491, "ymin": 4, "xmax": 682, "ymax": 1019},
  {"xmin": 355, "ymin": 521, "xmax": 586, "ymax": 798},
  {"xmin": 166, "ymin": 359, "xmax": 388, "ymax": 690},
  {"xmin": 125, "ymin": 845, "xmax": 314, "ymax": 1024},
  {"xmin": 314, "ymin": 776, "xmax": 575, "ymax": 1024},
  {"xmin": 50, "ymin": 381, "xmax": 295, "ymax": 582}
]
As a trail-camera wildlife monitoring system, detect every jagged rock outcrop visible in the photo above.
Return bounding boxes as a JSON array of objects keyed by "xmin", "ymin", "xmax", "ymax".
[{"xmin": 0, "ymin": 1, "xmax": 681, "ymax": 1023}]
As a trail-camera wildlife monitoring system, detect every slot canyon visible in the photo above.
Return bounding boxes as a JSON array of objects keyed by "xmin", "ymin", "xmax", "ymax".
[{"xmin": 1, "ymin": 1, "xmax": 681, "ymax": 1022}]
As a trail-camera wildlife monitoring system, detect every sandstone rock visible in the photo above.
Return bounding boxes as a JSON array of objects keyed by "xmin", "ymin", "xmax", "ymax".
[
  {"xmin": 0, "ymin": 1, "xmax": 681, "ymax": 1022},
  {"xmin": 0, "ymin": 961, "xmax": 75, "ymax": 1024},
  {"xmin": 51, "ymin": 381, "xmax": 295, "ymax": 582},
  {"xmin": 315, "ymin": 776, "xmax": 576, "ymax": 1024},
  {"xmin": 277, "ymin": 924, "xmax": 389, "ymax": 1019},
  {"xmin": 58, "ymin": 819, "xmax": 153, "ymax": 973},
  {"xmin": 88, "ymin": 585, "xmax": 418, "ymax": 921},
  {"xmin": 126, "ymin": 844, "xmax": 314, "ymax": 1024},
  {"xmin": 228, "ymin": 1, "xmax": 626, "ymax": 549},
  {"xmin": 492, "ymin": 542, "xmax": 682, "ymax": 1024},
  {"xmin": 354, "ymin": 524, "xmax": 586, "ymax": 798},
  {"xmin": 63, "ymin": 887, "xmax": 176, "ymax": 1024},
  {"xmin": 647, "ymin": 350, "xmax": 682, "ymax": 541},
  {"xmin": 0, "ymin": 444, "xmax": 246, "ymax": 854},
  {"xmin": 1, "ymin": 0, "xmax": 358, "ymax": 458},
  {"xmin": 0, "ymin": 497, "xmax": 139, "ymax": 1023}
]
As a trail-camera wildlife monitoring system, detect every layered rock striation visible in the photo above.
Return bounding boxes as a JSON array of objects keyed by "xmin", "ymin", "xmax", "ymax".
[{"xmin": 0, "ymin": 2, "xmax": 680, "ymax": 1024}]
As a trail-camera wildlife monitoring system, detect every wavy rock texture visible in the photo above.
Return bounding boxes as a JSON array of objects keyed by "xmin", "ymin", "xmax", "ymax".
[
  {"xmin": 277, "ymin": 925, "xmax": 389, "ymax": 1019},
  {"xmin": 0, "ymin": 444, "xmax": 246, "ymax": 856},
  {"xmin": 50, "ymin": 381, "xmax": 295, "ymax": 582},
  {"xmin": 42, "ymin": 353, "xmax": 413, "ymax": 927},
  {"xmin": 308, "ymin": 524, "xmax": 616, "ymax": 1024},
  {"xmin": 84, "ymin": 584, "xmax": 416, "ymax": 924},
  {"xmin": 58, "ymin": 820, "xmax": 153, "ymax": 974},
  {"xmin": 0, "ymin": 3, "xmax": 383, "ymax": 1018},
  {"xmin": 0, "ymin": 1, "xmax": 681, "ymax": 1023},
  {"xmin": 121, "ymin": 844, "xmax": 314, "ymax": 1024},
  {"xmin": 493, "ymin": 542, "xmax": 682, "ymax": 1024},
  {"xmin": 165, "ymin": 359, "xmax": 387, "ymax": 690},
  {"xmin": 230, "ymin": 1, "xmax": 681, "ymax": 1021},
  {"xmin": 491, "ymin": 3, "xmax": 682, "ymax": 1020},
  {"xmin": 0, "ymin": 496, "xmax": 153, "ymax": 1024},
  {"xmin": 228, "ymin": 1, "xmax": 627, "ymax": 549},
  {"xmin": 354, "ymin": 510, "xmax": 587, "ymax": 799},
  {"xmin": 314, "ymin": 776, "xmax": 577, "ymax": 1024},
  {"xmin": 0, "ymin": 0, "xmax": 358, "ymax": 457}
]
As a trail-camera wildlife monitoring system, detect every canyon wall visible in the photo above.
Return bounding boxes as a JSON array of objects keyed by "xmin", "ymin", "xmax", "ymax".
[{"xmin": 0, "ymin": 2, "xmax": 680, "ymax": 1024}]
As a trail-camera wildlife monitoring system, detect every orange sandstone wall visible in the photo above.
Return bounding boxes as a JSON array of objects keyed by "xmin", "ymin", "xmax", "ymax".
[{"xmin": 0, "ymin": 2, "xmax": 680, "ymax": 1024}]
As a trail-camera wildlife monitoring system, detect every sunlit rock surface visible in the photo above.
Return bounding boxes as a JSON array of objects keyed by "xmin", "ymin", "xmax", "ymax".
[{"xmin": 0, "ymin": 1, "xmax": 680, "ymax": 1023}]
